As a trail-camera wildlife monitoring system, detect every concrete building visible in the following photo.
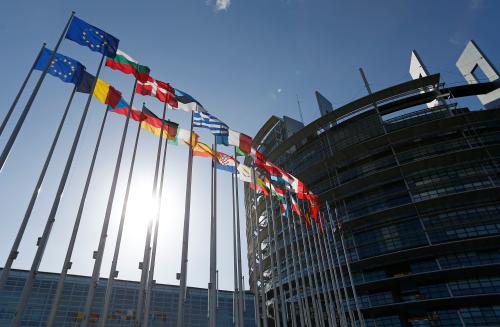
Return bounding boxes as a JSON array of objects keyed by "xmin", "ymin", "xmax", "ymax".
[{"xmin": 0, "ymin": 268, "xmax": 256, "ymax": 326}]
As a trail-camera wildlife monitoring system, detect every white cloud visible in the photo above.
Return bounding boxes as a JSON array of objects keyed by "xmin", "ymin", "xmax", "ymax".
[{"xmin": 215, "ymin": 0, "xmax": 231, "ymax": 11}]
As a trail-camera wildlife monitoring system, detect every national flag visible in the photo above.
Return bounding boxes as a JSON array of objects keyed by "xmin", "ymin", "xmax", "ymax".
[
  {"xmin": 236, "ymin": 164, "xmax": 252, "ymax": 183},
  {"xmin": 177, "ymin": 128, "xmax": 198, "ymax": 146},
  {"xmin": 234, "ymin": 147, "xmax": 246, "ymax": 157},
  {"xmin": 136, "ymin": 76, "xmax": 177, "ymax": 107},
  {"xmin": 173, "ymin": 88, "xmax": 206, "ymax": 112},
  {"xmin": 215, "ymin": 152, "xmax": 237, "ymax": 173},
  {"xmin": 65, "ymin": 16, "xmax": 119, "ymax": 57},
  {"xmin": 227, "ymin": 129, "xmax": 252, "ymax": 154},
  {"xmin": 290, "ymin": 195, "xmax": 311, "ymax": 227},
  {"xmin": 193, "ymin": 111, "xmax": 229, "ymax": 142},
  {"xmin": 250, "ymin": 176, "xmax": 270, "ymax": 196},
  {"xmin": 191, "ymin": 141, "xmax": 215, "ymax": 158},
  {"xmin": 279, "ymin": 200, "xmax": 290, "ymax": 218},
  {"xmin": 107, "ymin": 97, "xmax": 146, "ymax": 122},
  {"xmin": 141, "ymin": 107, "xmax": 179, "ymax": 142},
  {"xmin": 106, "ymin": 49, "xmax": 150, "ymax": 82},
  {"xmin": 255, "ymin": 158, "xmax": 283, "ymax": 178},
  {"xmin": 92, "ymin": 78, "xmax": 122, "ymax": 107},
  {"xmin": 35, "ymin": 48, "xmax": 85, "ymax": 85}
]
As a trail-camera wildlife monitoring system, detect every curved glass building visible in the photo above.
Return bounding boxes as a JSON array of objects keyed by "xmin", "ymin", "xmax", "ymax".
[{"xmin": 244, "ymin": 72, "xmax": 500, "ymax": 326}]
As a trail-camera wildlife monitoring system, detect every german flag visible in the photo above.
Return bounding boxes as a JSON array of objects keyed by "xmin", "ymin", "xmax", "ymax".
[{"xmin": 141, "ymin": 106, "xmax": 178, "ymax": 142}]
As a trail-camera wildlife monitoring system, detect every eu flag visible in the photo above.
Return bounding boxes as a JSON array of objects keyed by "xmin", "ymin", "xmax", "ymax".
[
  {"xmin": 35, "ymin": 48, "xmax": 85, "ymax": 85},
  {"xmin": 65, "ymin": 16, "xmax": 119, "ymax": 58}
]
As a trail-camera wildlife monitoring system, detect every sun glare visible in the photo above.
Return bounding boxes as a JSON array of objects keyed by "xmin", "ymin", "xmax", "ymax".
[{"xmin": 124, "ymin": 179, "xmax": 157, "ymax": 242}]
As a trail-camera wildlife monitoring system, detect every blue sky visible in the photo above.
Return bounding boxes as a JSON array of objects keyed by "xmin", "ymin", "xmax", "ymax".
[{"xmin": 0, "ymin": 0, "xmax": 498, "ymax": 292}]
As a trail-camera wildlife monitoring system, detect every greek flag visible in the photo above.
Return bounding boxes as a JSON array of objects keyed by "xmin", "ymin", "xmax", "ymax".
[{"xmin": 193, "ymin": 111, "xmax": 229, "ymax": 143}]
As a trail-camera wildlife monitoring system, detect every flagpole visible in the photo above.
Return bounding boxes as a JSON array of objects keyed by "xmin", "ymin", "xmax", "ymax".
[
  {"xmin": 262, "ymin": 195, "xmax": 281, "ymax": 326},
  {"xmin": 208, "ymin": 141, "xmax": 217, "ymax": 327},
  {"xmin": 302, "ymin": 203, "xmax": 335, "ymax": 327},
  {"xmin": 323, "ymin": 207, "xmax": 348, "ymax": 327},
  {"xmin": 280, "ymin": 196, "xmax": 306, "ymax": 326},
  {"xmin": 326, "ymin": 203, "xmax": 356, "ymax": 327},
  {"xmin": 82, "ymin": 78, "xmax": 139, "ymax": 327},
  {"xmin": 137, "ymin": 101, "xmax": 168, "ymax": 326},
  {"xmin": 11, "ymin": 52, "xmax": 106, "ymax": 327},
  {"xmin": 295, "ymin": 203, "xmax": 323, "ymax": 327},
  {"xmin": 311, "ymin": 214, "xmax": 337, "ymax": 327},
  {"xmin": 231, "ymin": 169, "xmax": 241, "ymax": 326},
  {"xmin": 248, "ymin": 167, "xmax": 262, "ymax": 327},
  {"xmin": 0, "ymin": 43, "xmax": 46, "ymax": 138},
  {"xmin": 143, "ymin": 127, "xmax": 169, "ymax": 326},
  {"xmin": 46, "ymin": 103, "xmax": 110, "ymax": 326},
  {"xmin": 0, "ymin": 12, "xmax": 75, "ymax": 172},
  {"xmin": 0, "ymin": 84, "xmax": 76, "ymax": 291},
  {"xmin": 251, "ymin": 165, "xmax": 269, "ymax": 327},
  {"xmin": 98, "ymin": 108, "xmax": 143, "ymax": 327},
  {"xmin": 176, "ymin": 110, "xmax": 195, "ymax": 327},
  {"xmin": 264, "ymin": 194, "xmax": 286, "ymax": 326},
  {"xmin": 233, "ymin": 148, "xmax": 245, "ymax": 327},
  {"xmin": 286, "ymin": 195, "xmax": 315, "ymax": 327},
  {"xmin": 269, "ymin": 193, "xmax": 299, "ymax": 327},
  {"xmin": 320, "ymin": 215, "xmax": 346, "ymax": 327},
  {"xmin": 338, "ymin": 220, "xmax": 365, "ymax": 327}
]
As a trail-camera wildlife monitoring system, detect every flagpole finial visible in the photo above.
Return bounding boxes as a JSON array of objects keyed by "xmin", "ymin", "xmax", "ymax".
[
  {"xmin": 71, "ymin": 10, "xmax": 76, "ymax": 14},
  {"xmin": 42, "ymin": 42, "xmax": 47, "ymax": 47}
]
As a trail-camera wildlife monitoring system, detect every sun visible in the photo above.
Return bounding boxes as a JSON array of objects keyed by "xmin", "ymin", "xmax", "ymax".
[{"xmin": 123, "ymin": 177, "xmax": 157, "ymax": 243}]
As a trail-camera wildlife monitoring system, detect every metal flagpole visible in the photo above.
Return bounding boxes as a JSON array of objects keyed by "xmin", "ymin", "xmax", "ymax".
[
  {"xmin": 296, "ymin": 205, "xmax": 324, "ymax": 327},
  {"xmin": 304, "ymin": 217, "xmax": 330, "ymax": 327},
  {"xmin": 281, "ymin": 196, "xmax": 306, "ymax": 326},
  {"xmin": 231, "ymin": 168, "xmax": 240, "ymax": 325},
  {"xmin": 318, "ymin": 213, "xmax": 344, "ymax": 327},
  {"xmin": 287, "ymin": 196, "xmax": 316, "ymax": 327},
  {"xmin": 11, "ymin": 52, "xmax": 106, "ymax": 327},
  {"xmin": 137, "ymin": 101, "xmax": 168, "ymax": 326},
  {"xmin": 339, "ymin": 221, "xmax": 365, "ymax": 327},
  {"xmin": 143, "ymin": 127, "xmax": 170, "ymax": 326},
  {"xmin": 251, "ymin": 165, "xmax": 269, "ymax": 327},
  {"xmin": 269, "ymin": 193, "xmax": 296, "ymax": 326},
  {"xmin": 266, "ymin": 193, "xmax": 290, "ymax": 326},
  {"xmin": 311, "ymin": 215, "xmax": 337, "ymax": 327},
  {"xmin": 81, "ymin": 78, "xmax": 139, "ymax": 326},
  {"xmin": 0, "ymin": 43, "xmax": 46, "ymax": 137},
  {"xmin": 271, "ymin": 197, "xmax": 299, "ymax": 327},
  {"xmin": 233, "ymin": 149, "xmax": 245, "ymax": 327},
  {"xmin": 290, "ymin": 199, "xmax": 320, "ymax": 326},
  {"xmin": 247, "ymin": 169, "xmax": 262, "ymax": 327},
  {"xmin": 305, "ymin": 203, "xmax": 336, "ymax": 327},
  {"xmin": 324, "ymin": 208, "xmax": 348, "ymax": 327},
  {"xmin": 326, "ymin": 204, "xmax": 355, "ymax": 327},
  {"xmin": 46, "ymin": 102, "xmax": 110, "ymax": 327},
  {"xmin": 0, "ymin": 85, "xmax": 76, "ymax": 291},
  {"xmin": 208, "ymin": 141, "xmax": 218, "ymax": 327},
  {"xmin": 98, "ymin": 108, "xmax": 143, "ymax": 327},
  {"xmin": 262, "ymin": 196, "xmax": 281, "ymax": 327},
  {"xmin": 0, "ymin": 12, "xmax": 75, "ymax": 172},
  {"xmin": 176, "ymin": 111, "xmax": 195, "ymax": 327}
]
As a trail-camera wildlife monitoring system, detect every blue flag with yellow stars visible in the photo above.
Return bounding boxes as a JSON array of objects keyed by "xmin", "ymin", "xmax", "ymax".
[
  {"xmin": 35, "ymin": 48, "xmax": 86, "ymax": 85},
  {"xmin": 65, "ymin": 16, "xmax": 119, "ymax": 58}
]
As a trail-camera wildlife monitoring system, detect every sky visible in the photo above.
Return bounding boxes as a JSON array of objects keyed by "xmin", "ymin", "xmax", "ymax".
[{"xmin": 0, "ymin": 0, "xmax": 498, "ymax": 292}]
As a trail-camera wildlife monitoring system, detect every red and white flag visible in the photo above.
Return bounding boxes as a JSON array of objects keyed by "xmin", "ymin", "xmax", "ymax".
[{"xmin": 136, "ymin": 76, "xmax": 178, "ymax": 107}]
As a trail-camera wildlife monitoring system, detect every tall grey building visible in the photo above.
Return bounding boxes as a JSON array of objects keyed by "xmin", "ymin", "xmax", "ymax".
[{"xmin": 244, "ymin": 44, "xmax": 500, "ymax": 326}]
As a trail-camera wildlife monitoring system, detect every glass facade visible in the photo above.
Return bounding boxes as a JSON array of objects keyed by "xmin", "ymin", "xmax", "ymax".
[
  {"xmin": 0, "ymin": 269, "xmax": 255, "ymax": 326},
  {"xmin": 245, "ymin": 76, "xmax": 500, "ymax": 326}
]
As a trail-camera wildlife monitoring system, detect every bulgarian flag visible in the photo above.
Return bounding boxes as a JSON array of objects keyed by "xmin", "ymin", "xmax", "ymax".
[
  {"xmin": 106, "ymin": 49, "xmax": 151, "ymax": 82},
  {"xmin": 228, "ymin": 129, "xmax": 252, "ymax": 154}
]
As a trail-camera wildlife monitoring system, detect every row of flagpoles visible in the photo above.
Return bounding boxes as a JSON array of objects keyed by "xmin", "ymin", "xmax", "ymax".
[{"xmin": 0, "ymin": 11, "xmax": 365, "ymax": 327}]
